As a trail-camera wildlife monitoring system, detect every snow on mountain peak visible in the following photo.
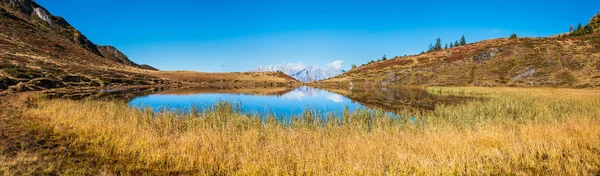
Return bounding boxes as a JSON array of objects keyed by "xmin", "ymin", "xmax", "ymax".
[{"xmin": 250, "ymin": 61, "xmax": 345, "ymax": 82}]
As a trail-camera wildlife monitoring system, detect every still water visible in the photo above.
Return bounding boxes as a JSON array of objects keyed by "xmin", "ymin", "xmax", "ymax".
[
  {"xmin": 128, "ymin": 86, "xmax": 464, "ymax": 117},
  {"xmin": 129, "ymin": 86, "xmax": 365, "ymax": 117}
]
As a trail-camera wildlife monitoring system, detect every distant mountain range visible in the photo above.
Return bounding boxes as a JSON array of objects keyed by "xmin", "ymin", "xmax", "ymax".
[{"xmin": 250, "ymin": 62, "xmax": 346, "ymax": 82}]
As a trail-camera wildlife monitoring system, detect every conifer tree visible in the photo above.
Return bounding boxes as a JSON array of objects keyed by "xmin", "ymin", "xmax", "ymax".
[
  {"xmin": 450, "ymin": 43, "xmax": 454, "ymax": 48},
  {"xmin": 460, "ymin": 35, "xmax": 466, "ymax": 46},
  {"xmin": 454, "ymin": 40, "xmax": 460, "ymax": 47},
  {"xmin": 428, "ymin": 43, "xmax": 433, "ymax": 52},
  {"xmin": 444, "ymin": 44, "xmax": 448, "ymax": 50},
  {"xmin": 434, "ymin": 38, "xmax": 442, "ymax": 50},
  {"xmin": 382, "ymin": 55, "xmax": 387, "ymax": 60}
]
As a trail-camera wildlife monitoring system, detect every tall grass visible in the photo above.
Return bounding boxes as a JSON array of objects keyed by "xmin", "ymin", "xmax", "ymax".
[{"xmin": 25, "ymin": 87, "xmax": 600, "ymax": 175}]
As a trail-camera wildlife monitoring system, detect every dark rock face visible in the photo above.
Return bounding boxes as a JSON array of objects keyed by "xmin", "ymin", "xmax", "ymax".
[
  {"xmin": 0, "ymin": 77, "xmax": 17, "ymax": 90},
  {"xmin": 1, "ymin": 0, "xmax": 33, "ymax": 13},
  {"xmin": 139, "ymin": 64, "xmax": 159, "ymax": 71},
  {"xmin": 60, "ymin": 75, "xmax": 91, "ymax": 83},
  {"xmin": 53, "ymin": 16, "xmax": 71, "ymax": 27},
  {"xmin": 97, "ymin": 46, "xmax": 137, "ymax": 66},
  {"xmin": 73, "ymin": 31, "xmax": 103, "ymax": 56},
  {"xmin": 97, "ymin": 46, "xmax": 158, "ymax": 71},
  {"xmin": 28, "ymin": 78, "xmax": 65, "ymax": 89}
]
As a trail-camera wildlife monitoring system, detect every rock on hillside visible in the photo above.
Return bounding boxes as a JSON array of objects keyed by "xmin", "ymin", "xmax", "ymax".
[
  {"xmin": 97, "ymin": 45, "xmax": 138, "ymax": 67},
  {"xmin": 138, "ymin": 64, "xmax": 159, "ymax": 71}
]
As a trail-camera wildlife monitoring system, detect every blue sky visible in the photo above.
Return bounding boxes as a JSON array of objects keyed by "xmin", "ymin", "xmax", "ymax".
[{"xmin": 37, "ymin": 0, "xmax": 599, "ymax": 72}]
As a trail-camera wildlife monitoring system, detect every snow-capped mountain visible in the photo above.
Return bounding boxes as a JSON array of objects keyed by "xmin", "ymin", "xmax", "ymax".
[{"xmin": 250, "ymin": 62, "xmax": 346, "ymax": 82}]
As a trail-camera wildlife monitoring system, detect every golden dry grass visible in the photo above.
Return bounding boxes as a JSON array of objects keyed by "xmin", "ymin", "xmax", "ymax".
[
  {"xmin": 148, "ymin": 71, "xmax": 300, "ymax": 84},
  {"xmin": 155, "ymin": 86, "xmax": 296, "ymax": 96},
  {"xmin": 21, "ymin": 87, "xmax": 600, "ymax": 175},
  {"xmin": 320, "ymin": 33, "xmax": 600, "ymax": 88}
]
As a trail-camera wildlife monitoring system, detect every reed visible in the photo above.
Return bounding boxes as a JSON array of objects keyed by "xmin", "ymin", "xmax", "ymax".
[{"xmin": 24, "ymin": 87, "xmax": 600, "ymax": 175}]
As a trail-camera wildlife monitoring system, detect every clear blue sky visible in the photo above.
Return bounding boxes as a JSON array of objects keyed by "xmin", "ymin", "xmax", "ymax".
[{"xmin": 36, "ymin": 0, "xmax": 599, "ymax": 72}]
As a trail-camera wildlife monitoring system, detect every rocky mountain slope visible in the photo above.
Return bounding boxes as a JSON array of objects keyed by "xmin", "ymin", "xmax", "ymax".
[
  {"xmin": 251, "ymin": 63, "xmax": 345, "ymax": 82},
  {"xmin": 318, "ymin": 13, "xmax": 600, "ymax": 88},
  {"xmin": 0, "ymin": 0, "xmax": 167, "ymax": 92}
]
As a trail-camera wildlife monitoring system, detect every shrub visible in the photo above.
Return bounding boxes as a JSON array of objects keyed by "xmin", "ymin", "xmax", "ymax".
[{"xmin": 509, "ymin": 34, "xmax": 518, "ymax": 39}]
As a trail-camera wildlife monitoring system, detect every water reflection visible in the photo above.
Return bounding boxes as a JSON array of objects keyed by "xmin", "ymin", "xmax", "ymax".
[
  {"xmin": 129, "ymin": 86, "xmax": 366, "ymax": 117},
  {"xmin": 323, "ymin": 87, "xmax": 470, "ymax": 113},
  {"xmin": 128, "ymin": 86, "xmax": 471, "ymax": 118}
]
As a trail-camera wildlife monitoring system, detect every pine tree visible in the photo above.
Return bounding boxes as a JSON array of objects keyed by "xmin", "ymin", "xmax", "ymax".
[
  {"xmin": 382, "ymin": 55, "xmax": 387, "ymax": 60},
  {"xmin": 434, "ymin": 38, "xmax": 442, "ymax": 50},
  {"xmin": 450, "ymin": 43, "xmax": 454, "ymax": 48},
  {"xmin": 454, "ymin": 40, "xmax": 460, "ymax": 47},
  {"xmin": 428, "ymin": 43, "xmax": 433, "ymax": 52},
  {"xmin": 460, "ymin": 35, "xmax": 466, "ymax": 46},
  {"xmin": 572, "ymin": 23, "xmax": 585, "ymax": 36},
  {"xmin": 444, "ymin": 44, "xmax": 448, "ymax": 50},
  {"xmin": 351, "ymin": 64, "xmax": 357, "ymax": 69}
]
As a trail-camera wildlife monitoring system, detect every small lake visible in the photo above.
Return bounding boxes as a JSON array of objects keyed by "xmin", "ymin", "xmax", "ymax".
[
  {"xmin": 129, "ymin": 86, "xmax": 365, "ymax": 117},
  {"xmin": 128, "ymin": 86, "xmax": 468, "ymax": 117}
]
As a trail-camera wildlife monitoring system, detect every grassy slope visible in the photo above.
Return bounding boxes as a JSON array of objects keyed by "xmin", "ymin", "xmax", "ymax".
[
  {"xmin": 0, "ymin": 3, "xmax": 170, "ymax": 91},
  {"xmin": 7, "ymin": 87, "xmax": 598, "ymax": 175},
  {"xmin": 154, "ymin": 86, "xmax": 297, "ymax": 96},
  {"xmin": 319, "ymin": 33, "xmax": 600, "ymax": 88},
  {"xmin": 1, "ymin": 3, "xmax": 300, "ymax": 93},
  {"xmin": 148, "ymin": 71, "xmax": 301, "ymax": 85}
]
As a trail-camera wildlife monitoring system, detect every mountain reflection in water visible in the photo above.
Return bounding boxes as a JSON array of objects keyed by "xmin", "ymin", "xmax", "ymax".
[{"xmin": 128, "ymin": 86, "xmax": 471, "ymax": 117}]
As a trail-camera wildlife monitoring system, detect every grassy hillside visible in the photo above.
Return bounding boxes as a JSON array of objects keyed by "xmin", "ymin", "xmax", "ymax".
[
  {"xmin": 319, "ymin": 14, "xmax": 600, "ymax": 88},
  {"xmin": 0, "ymin": 1, "xmax": 300, "ymax": 93},
  {"xmin": 0, "ymin": 1, "xmax": 169, "ymax": 92},
  {"xmin": 148, "ymin": 71, "xmax": 300, "ymax": 85}
]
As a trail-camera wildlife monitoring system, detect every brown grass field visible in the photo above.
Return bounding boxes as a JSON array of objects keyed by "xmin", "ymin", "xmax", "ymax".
[
  {"xmin": 154, "ymin": 86, "xmax": 297, "ymax": 96},
  {"xmin": 1, "ymin": 87, "xmax": 599, "ymax": 175},
  {"xmin": 148, "ymin": 71, "xmax": 299, "ymax": 84}
]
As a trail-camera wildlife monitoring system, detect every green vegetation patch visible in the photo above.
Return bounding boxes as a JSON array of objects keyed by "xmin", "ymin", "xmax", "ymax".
[{"xmin": 0, "ymin": 60, "xmax": 43, "ymax": 79}]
